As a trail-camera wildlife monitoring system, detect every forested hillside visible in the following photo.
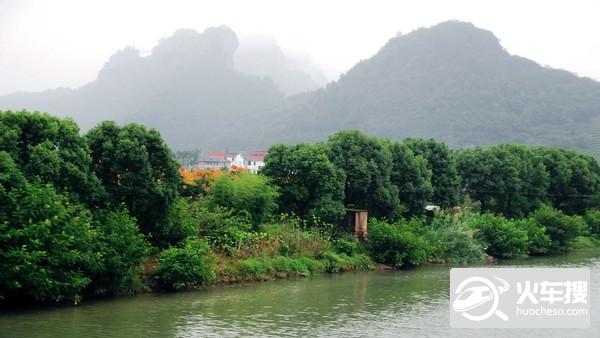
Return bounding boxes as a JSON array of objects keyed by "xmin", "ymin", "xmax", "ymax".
[{"xmin": 270, "ymin": 21, "xmax": 600, "ymax": 154}]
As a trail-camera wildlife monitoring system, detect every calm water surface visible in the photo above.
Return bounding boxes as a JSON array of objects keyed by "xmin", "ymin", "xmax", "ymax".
[{"xmin": 1, "ymin": 250, "xmax": 599, "ymax": 337}]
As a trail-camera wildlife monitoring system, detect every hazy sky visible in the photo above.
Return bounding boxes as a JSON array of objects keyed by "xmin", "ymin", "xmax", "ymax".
[{"xmin": 1, "ymin": 0, "xmax": 599, "ymax": 95}]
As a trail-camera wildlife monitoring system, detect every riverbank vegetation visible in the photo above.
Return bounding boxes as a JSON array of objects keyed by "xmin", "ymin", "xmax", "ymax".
[{"xmin": 1, "ymin": 110, "xmax": 599, "ymax": 305}]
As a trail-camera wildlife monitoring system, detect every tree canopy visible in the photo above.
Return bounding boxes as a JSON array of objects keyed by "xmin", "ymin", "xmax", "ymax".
[
  {"xmin": 86, "ymin": 121, "xmax": 181, "ymax": 245},
  {"xmin": 327, "ymin": 131, "xmax": 401, "ymax": 219},
  {"xmin": 261, "ymin": 143, "xmax": 345, "ymax": 223}
]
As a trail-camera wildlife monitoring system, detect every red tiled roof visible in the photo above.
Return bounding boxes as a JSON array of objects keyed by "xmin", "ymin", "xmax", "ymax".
[
  {"xmin": 247, "ymin": 150, "xmax": 268, "ymax": 162},
  {"xmin": 204, "ymin": 151, "xmax": 238, "ymax": 161}
]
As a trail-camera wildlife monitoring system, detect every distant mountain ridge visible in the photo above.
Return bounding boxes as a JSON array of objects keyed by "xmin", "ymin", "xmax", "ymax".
[
  {"xmin": 266, "ymin": 21, "xmax": 600, "ymax": 154},
  {"xmin": 1, "ymin": 21, "xmax": 599, "ymax": 155}
]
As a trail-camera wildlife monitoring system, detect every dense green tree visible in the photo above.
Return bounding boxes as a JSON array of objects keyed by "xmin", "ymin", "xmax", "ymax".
[
  {"xmin": 261, "ymin": 143, "xmax": 346, "ymax": 224},
  {"xmin": 404, "ymin": 138, "xmax": 461, "ymax": 207},
  {"xmin": 327, "ymin": 131, "xmax": 400, "ymax": 219},
  {"xmin": 0, "ymin": 110, "xmax": 104, "ymax": 205},
  {"xmin": 456, "ymin": 145, "xmax": 549, "ymax": 217},
  {"xmin": 535, "ymin": 147, "xmax": 600, "ymax": 215},
  {"xmin": 386, "ymin": 141, "xmax": 433, "ymax": 216},
  {"xmin": 0, "ymin": 152, "xmax": 99, "ymax": 303},
  {"xmin": 86, "ymin": 121, "xmax": 181, "ymax": 245}
]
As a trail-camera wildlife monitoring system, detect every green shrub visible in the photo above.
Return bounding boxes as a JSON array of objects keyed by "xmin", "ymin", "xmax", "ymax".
[
  {"xmin": 570, "ymin": 236, "xmax": 600, "ymax": 249},
  {"xmin": 531, "ymin": 206, "xmax": 587, "ymax": 253},
  {"xmin": 426, "ymin": 214, "xmax": 486, "ymax": 264},
  {"xmin": 154, "ymin": 238, "xmax": 216, "ymax": 290},
  {"xmin": 368, "ymin": 219, "xmax": 432, "ymax": 267},
  {"xmin": 192, "ymin": 204, "xmax": 253, "ymax": 255},
  {"xmin": 516, "ymin": 218, "xmax": 551, "ymax": 255},
  {"xmin": 237, "ymin": 258, "xmax": 269, "ymax": 278},
  {"xmin": 91, "ymin": 210, "xmax": 150, "ymax": 295},
  {"xmin": 468, "ymin": 213, "xmax": 528, "ymax": 259},
  {"xmin": 0, "ymin": 169, "xmax": 99, "ymax": 303},
  {"xmin": 272, "ymin": 256, "xmax": 311, "ymax": 275},
  {"xmin": 296, "ymin": 257, "xmax": 326, "ymax": 274},
  {"xmin": 332, "ymin": 235, "xmax": 360, "ymax": 256},
  {"xmin": 153, "ymin": 197, "xmax": 198, "ymax": 248},
  {"xmin": 584, "ymin": 209, "xmax": 600, "ymax": 237}
]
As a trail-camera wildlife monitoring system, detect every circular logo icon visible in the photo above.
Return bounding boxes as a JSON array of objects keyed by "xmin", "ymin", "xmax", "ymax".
[{"xmin": 452, "ymin": 276, "xmax": 509, "ymax": 321}]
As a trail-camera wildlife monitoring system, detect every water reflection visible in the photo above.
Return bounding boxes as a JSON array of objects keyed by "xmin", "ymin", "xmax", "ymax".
[{"xmin": 1, "ymin": 250, "xmax": 599, "ymax": 338}]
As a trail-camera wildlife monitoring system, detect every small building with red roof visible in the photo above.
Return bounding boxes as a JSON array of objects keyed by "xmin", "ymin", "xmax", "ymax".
[{"xmin": 244, "ymin": 150, "xmax": 268, "ymax": 173}]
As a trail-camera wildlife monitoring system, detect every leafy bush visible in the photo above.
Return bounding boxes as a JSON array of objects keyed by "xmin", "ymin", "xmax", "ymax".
[
  {"xmin": 531, "ymin": 206, "xmax": 587, "ymax": 253},
  {"xmin": 332, "ymin": 235, "xmax": 360, "ymax": 256},
  {"xmin": 0, "ymin": 163, "xmax": 99, "ymax": 303},
  {"xmin": 192, "ymin": 204, "xmax": 253, "ymax": 255},
  {"xmin": 152, "ymin": 197, "xmax": 198, "ymax": 248},
  {"xmin": 271, "ymin": 256, "xmax": 312, "ymax": 275},
  {"xmin": 368, "ymin": 219, "xmax": 432, "ymax": 267},
  {"xmin": 468, "ymin": 213, "xmax": 528, "ymax": 259},
  {"xmin": 426, "ymin": 214, "xmax": 486, "ymax": 264},
  {"xmin": 237, "ymin": 258, "xmax": 269, "ymax": 279},
  {"xmin": 91, "ymin": 210, "xmax": 149, "ymax": 295},
  {"xmin": 584, "ymin": 209, "xmax": 600, "ymax": 237},
  {"xmin": 570, "ymin": 236, "xmax": 600, "ymax": 249},
  {"xmin": 516, "ymin": 218, "xmax": 551, "ymax": 256},
  {"xmin": 154, "ymin": 238, "xmax": 216, "ymax": 290}
]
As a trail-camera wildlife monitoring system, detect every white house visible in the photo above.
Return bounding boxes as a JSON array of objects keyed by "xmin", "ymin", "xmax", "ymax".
[
  {"xmin": 191, "ymin": 151, "xmax": 244, "ymax": 170},
  {"xmin": 244, "ymin": 150, "xmax": 268, "ymax": 173},
  {"xmin": 188, "ymin": 150, "xmax": 267, "ymax": 173}
]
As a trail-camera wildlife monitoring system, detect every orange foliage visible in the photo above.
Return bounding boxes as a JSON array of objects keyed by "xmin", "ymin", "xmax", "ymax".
[
  {"xmin": 180, "ymin": 168, "xmax": 221, "ymax": 186},
  {"xmin": 180, "ymin": 166, "xmax": 250, "ymax": 195}
]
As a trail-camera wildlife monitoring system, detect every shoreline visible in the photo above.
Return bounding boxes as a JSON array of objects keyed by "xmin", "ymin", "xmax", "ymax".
[{"xmin": 3, "ymin": 248, "xmax": 600, "ymax": 312}]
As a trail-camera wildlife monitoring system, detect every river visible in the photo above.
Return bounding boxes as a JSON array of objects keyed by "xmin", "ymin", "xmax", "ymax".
[{"xmin": 1, "ymin": 250, "xmax": 599, "ymax": 337}]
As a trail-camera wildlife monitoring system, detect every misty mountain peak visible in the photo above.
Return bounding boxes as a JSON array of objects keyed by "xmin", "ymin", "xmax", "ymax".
[
  {"xmin": 372, "ymin": 20, "xmax": 507, "ymax": 69},
  {"xmin": 97, "ymin": 46, "xmax": 142, "ymax": 81},
  {"xmin": 234, "ymin": 35, "xmax": 327, "ymax": 95},
  {"xmin": 150, "ymin": 26, "xmax": 238, "ymax": 70},
  {"xmin": 337, "ymin": 20, "xmax": 510, "ymax": 89}
]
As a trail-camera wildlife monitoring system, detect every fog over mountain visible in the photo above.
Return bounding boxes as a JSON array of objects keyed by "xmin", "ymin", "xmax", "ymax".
[
  {"xmin": 234, "ymin": 36, "xmax": 328, "ymax": 96},
  {"xmin": 1, "ymin": 21, "xmax": 599, "ymax": 156},
  {"xmin": 0, "ymin": 26, "xmax": 285, "ymax": 150}
]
